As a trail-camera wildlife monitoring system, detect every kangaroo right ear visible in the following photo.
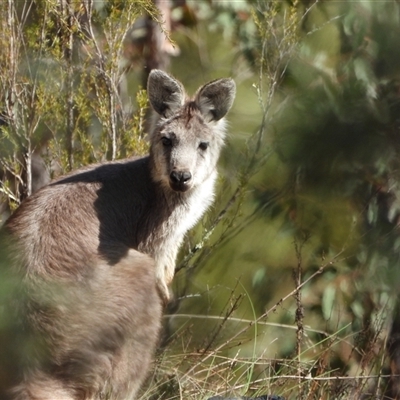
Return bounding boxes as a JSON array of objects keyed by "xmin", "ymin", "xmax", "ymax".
[
  {"xmin": 195, "ymin": 78, "xmax": 236, "ymax": 122},
  {"xmin": 147, "ymin": 70, "xmax": 185, "ymax": 118}
]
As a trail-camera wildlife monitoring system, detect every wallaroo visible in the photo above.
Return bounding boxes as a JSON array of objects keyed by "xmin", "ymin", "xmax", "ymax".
[{"xmin": 0, "ymin": 70, "xmax": 236, "ymax": 400}]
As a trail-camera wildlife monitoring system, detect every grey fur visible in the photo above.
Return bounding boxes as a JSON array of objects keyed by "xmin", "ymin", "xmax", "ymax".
[{"xmin": 0, "ymin": 70, "xmax": 236, "ymax": 400}]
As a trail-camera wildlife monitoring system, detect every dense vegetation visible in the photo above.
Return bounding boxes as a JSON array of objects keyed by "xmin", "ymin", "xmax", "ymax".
[{"xmin": 2, "ymin": 1, "xmax": 400, "ymax": 399}]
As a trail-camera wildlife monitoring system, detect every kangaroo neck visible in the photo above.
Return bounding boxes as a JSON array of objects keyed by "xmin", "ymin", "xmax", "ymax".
[{"xmin": 136, "ymin": 155, "xmax": 209, "ymax": 248}]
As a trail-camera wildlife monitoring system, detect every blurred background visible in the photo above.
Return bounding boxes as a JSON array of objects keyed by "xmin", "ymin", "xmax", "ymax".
[{"xmin": 2, "ymin": 1, "xmax": 400, "ymax": 398}]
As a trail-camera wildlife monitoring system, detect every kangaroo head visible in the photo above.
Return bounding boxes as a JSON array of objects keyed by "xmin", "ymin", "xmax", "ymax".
[{"xmin": 147, "ymin": 70, "xmax": 236, "ymax": 193}]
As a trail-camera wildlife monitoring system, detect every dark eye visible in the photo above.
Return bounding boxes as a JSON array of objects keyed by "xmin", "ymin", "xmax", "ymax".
[
  {"xmin": 199, "ymin": 142, "xmax": 209, "ymax": 151},
  {"xmin": 161, "ymin": 137, "xmax": 172, "ymax": 147}
]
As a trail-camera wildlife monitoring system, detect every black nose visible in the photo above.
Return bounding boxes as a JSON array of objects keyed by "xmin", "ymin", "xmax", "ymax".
[{"xmin": 170, "ymin": 170, "xmax": 192, "ymax": 184}]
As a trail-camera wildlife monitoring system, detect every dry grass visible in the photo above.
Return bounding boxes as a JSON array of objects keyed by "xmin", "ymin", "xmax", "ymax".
[{"xmin": 139, "ymin": 257, "xmax": 395, "ymax": 400}]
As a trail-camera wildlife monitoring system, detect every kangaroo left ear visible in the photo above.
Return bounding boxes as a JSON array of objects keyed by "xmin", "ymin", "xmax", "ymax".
[
  {"xmin": 147, "ymin": 69, "xmax": 185, "ymax": 118},
  {"xmin": 195, "ymin": 78, "xmax": 236, "ymax": 122}
]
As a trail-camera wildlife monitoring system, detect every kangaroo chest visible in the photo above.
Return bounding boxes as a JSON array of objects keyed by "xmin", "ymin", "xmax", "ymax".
[{"xmin": 137, "ymin": 172, "xmax": 216, "ymax": 258}]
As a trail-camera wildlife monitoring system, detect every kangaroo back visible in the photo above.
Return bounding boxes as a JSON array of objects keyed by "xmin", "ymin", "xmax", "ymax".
[{"xmin": 0, "ymin": 70, "xmax": 235, "ymax": 400}]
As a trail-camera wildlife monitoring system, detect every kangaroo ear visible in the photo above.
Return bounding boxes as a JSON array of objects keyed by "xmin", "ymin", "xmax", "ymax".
[
  {"xmin": 195, "ymin": 78, "xmax": 236, "ymax": 122},
  {"xmin": 147, "ymin": 70, "xmax": 185, "ymax": 118}
]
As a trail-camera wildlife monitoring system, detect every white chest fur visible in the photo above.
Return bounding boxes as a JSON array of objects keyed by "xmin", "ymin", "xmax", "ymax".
[{"xmin": 152, "ymin": 171, "xmax": 217, "ymax": 301}]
